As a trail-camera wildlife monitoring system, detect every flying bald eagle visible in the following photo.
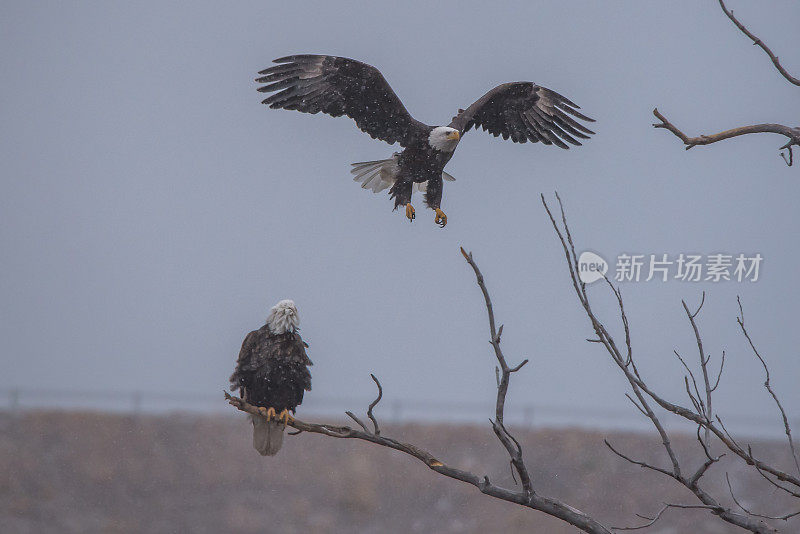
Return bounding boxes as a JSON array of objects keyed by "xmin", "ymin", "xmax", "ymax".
[
  {"xmin": 229, "ymin": 300, "xmax": 312, "ymax": 456},
  {"xmin": 256, "ymin": 54, "xmax": 595, "ymax": 227}
]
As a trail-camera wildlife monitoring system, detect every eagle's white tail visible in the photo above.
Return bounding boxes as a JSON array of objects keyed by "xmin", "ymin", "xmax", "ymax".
[
  {"xmin": 350, "ymin": 154, "xmax": 455, "ymax": 193},
  {"xmin": 251, "ymin": 414, "xmax": 284, "ymax": 456}
]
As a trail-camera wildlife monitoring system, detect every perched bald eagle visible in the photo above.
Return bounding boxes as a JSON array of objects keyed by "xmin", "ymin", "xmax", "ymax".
[
  {"xmin": 256, "ymin": 54, "xmax": 595, "ymax": 227},
  {"xmin": 229, "ymin": 300, "xmax": 312, "ymax": 456}
]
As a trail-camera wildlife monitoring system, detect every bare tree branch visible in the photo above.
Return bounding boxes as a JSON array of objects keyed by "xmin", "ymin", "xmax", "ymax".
[
  {"xmin": 461, "ymin": 246, "xmax": 533, "ymax": 498},
  {"xmin": 727, "ymin": 473, "xmax": 800, "ymax": 521},
  {"xmin": 227, "ymin": 389, "xmax": 447, "ymax": 467},
  {"xmin": 570, "ymin": 253, "xmax": 800, "ymax": 492},
  {"xmin": 542, "ymin": 192, "xmax": 790, "ymax": 534},
  {"xmin": 780, "ymin": 144, "xmax": 793, "ymax": 167},
  {"xmin": 624, "ymin": 393, "xmax": 648, "ymax": 417},
  {"xmin": 652, "ymin": 109, "xmax": 800, "ymax": 166},
  {"xmin": 736, "ymin": 297, "xmax": 800, "ymax": 477},
  {"xmin": 612, "ymin": 502, "xmax": 730, "ymax": 532},
  {"xmin": 752, "ymin": 461, "xmax": 800, "ymax": 500},
  {"xmin": 345, "ymin": 410, "xmax": 369, "ymax": 433},
  {"xmin": 652, "ymin": 108, "xmax": 800, "ymax": 150},
  {"xmin": 612, "ymin": 503, "xmax": 672, "ymax": 531},
  {"xmin": 673, "ymin": 350, "xmax": 704, "ymax": 416},
  {"xmin": 542, "ymin": 194, "xmax": 684, "ymax": 482},
  {"xmin": 711, "ymin": 350, "xmax": 726, "ymax": 393},
  {"xmin": 695, "ymin": 424, "xmax": 722, "ymax": 465},
  {"xmin": 718, "ymin": 0, "xmax": 800, "ymax": 86},
  {"xmin": 652, "ymin": 2, "xmax": 799, "ymax": 165},
  {"xmin": 604, "ymin": 439, "xmax": 675, "ymax": 479},
  {"xmin": 682, "ymin": 295, "xmax": 714, "ymax": 446}
]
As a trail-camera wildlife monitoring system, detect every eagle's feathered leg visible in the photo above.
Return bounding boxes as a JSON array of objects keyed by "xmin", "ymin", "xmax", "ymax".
[
  {"xmin": 424, "ymin": 175, "xmax": 447, "ymax": 228},
  {"xmin": 390, "ymin": 178, "xmax": 414, "ymax": 222}
]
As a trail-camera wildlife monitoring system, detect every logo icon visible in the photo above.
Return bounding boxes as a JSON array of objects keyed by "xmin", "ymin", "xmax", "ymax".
[{"xmin": 578, "ymin": 251, "xmax": 608, "ymax": 284}]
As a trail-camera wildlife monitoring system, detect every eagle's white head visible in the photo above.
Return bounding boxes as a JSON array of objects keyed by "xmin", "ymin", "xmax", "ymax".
[
  {"xmin": 428, "ymin": 126, "xmax": 461, "ymax": 152},
  {"xmin": 267, "ymin": 299, "xmax": 299, "ymax": 334}
]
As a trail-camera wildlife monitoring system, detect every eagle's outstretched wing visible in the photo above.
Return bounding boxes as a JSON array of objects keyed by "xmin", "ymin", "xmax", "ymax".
[
  {"xmin": 257, "ymin": 55, "xmax": 430, "ymax": 148},
  {"xmin": 448, "ymin": 82, "xmax": 595, "ymax": 149}
]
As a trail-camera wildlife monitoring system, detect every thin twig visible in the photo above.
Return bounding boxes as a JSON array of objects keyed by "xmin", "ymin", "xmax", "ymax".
[
  {"xmin": 345, "ymin": 411, "xmax": 369, "ymax": 433},
  {"xmin": 611, "ymin": 503, "xmax": 727, "ymax": 531},
  {"xmin": 604, "ymin": 440, "xmax": 675, "ymax": 479},
  {"xmin": 727, "ymin": 473, "xmax": 800, "ymax": 521},
  {"xmin": 718, "ymin": 0, "xmax": 800, "ymax": 86},
  {"xmin": 737, "ymin": 297, "xmax": 800, "ymax": 477},
  {"xmin": 367, "ymin": 373, "xmax": 382, "ymax": 436},
  {"xmin": 673, "ymin": 350, "xmax": 705, "ymax": 415},
  {"xmin": 611, "ymin": 503, "xmax": 671, "ymax": 531},
  {"xmin": 711, "ymin": 351, "xmax": 726, "ymax": 393},
  {"xmin": 780, "ymin": 144, "xmax": 793, "ymax": 166},
  {"xmin": 625, "ymin": 393, "xmax": 648, "ymax": 417},
  {"xmin": 752, "ymin": 461, "xmax": 800, "ymax": 500},
  {"xmin": 682, "ymin": 296, "xmax": 714, "ymax": 446}
]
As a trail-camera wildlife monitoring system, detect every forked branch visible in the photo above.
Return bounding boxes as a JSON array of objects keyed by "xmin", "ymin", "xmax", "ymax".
[{"xmin": 461, "ymin": 246, "xmax": 532, "ymax": 497}]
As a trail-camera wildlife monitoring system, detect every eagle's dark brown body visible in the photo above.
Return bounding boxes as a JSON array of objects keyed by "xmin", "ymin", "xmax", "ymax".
[
  {"xmin": 392, "ymin": 145, "xmax": 454, "ymax": 209},
  {"xmin": 230, "ymin": 325, "xmax": 312, "ymax": 414}
]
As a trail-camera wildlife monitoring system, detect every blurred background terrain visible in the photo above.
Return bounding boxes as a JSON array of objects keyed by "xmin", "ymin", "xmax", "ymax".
[{"xmin": 2, "ymin": 411, "xmax": 796, "ymax": 533}]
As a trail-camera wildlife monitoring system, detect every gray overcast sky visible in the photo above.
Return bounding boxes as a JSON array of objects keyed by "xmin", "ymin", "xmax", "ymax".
[{"xmin": 1, "ymin": 1, "xmax": 798, "ymax": 431}]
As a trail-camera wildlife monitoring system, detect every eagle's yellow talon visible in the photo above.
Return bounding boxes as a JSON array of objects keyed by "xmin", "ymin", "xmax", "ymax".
[
  {"xmin": 405, "ymin": 203, "xmax": 415, "ymax": 222},
  {"xmin": 277, "ymin": 409, "xmax": 294, "ymax": 427},
  {"xmin": 434, "ymin": 208, "xmax": 447, "ymax": 228},
  {"xmin": 260, "ymin": 407, "xmax": 277, "ymax": 420}
]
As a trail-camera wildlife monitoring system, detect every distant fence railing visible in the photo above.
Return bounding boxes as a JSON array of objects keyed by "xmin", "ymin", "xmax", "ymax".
[{"xmin": 1, "ymin": 387, "xmax": 796, "ymax": 437}]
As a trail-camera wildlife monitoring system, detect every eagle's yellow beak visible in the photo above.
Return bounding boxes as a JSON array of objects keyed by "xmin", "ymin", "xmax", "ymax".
[{"xmin": 447, "ymin": 130, "xmax": 460, "ymax": 140}]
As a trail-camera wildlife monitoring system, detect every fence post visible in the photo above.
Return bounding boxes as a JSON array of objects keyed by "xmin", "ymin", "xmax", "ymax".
[
  {"xmin": 523, "ymin": 405, "xmax": 534, "ymax": 427},
  {"xmin": 391, "ymin": 400, "xmax": 402, "ymax": 423},
  {"xmin": 10, "ymin": 389, "xmax": 19, "ymax": 414},
  {"xmin": 132, "ymin": 391, "xmax": 142, "ymax": 415}
]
